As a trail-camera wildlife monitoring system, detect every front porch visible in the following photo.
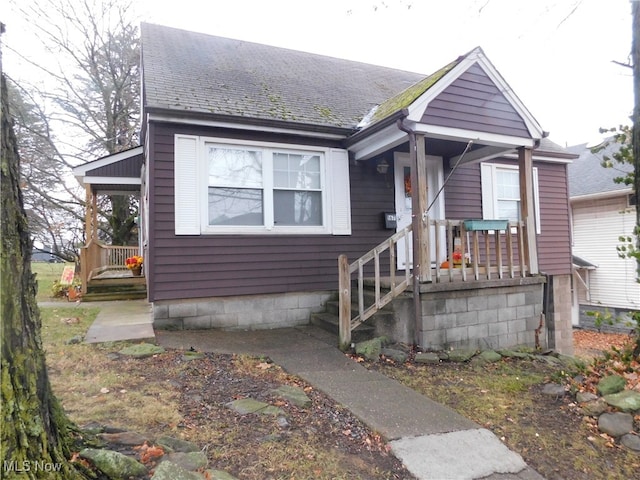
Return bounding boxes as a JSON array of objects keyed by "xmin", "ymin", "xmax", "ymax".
[{"xmin": 338, "ymin": 212, "xmax": 539, "ymax": 349}]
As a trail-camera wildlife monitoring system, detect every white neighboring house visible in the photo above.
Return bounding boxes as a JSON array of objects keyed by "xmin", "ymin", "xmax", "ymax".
[{"xmin": 568, "ymin": 140, "xmax": 639, "ymax": 330}]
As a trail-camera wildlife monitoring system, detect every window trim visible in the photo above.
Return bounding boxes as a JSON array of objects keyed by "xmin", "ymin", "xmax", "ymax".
[
  {"xmin": 481, "ymin": 162, "xmax": 541, "ymax": 234},
  {"xmin": 200, "ymin": 139, "xmax": 328, "ymax": 234},
  {"xmin": 174, "ymin": 134, "xmax": 351, "ymax": 236}
]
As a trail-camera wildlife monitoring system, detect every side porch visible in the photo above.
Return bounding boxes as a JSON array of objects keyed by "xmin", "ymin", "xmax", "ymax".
[{"xmin": 72, "ymin": 146, "xmax": 147, "ymax": 300}]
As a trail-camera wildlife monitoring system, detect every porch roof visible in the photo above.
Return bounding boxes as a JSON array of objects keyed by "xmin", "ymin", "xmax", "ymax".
[
  {"xmin": 348, "ymin": 47, "xmax": 547, "ymax": 163},
  {"xmin": 72, "ymin": 146, "xmax": 143, "ymax": 194}
]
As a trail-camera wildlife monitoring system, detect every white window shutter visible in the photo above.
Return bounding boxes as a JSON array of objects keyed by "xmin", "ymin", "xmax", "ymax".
[
  {"xmin": 328, "ymin": 148, "xmax": 351, "ymax": 235},
  {"xmin": 480, "ymin": 163, "xmax": 495, "ymax": 219},
  {"xmin": 174, "ymin": 135, "xmax": 200, "ymax": 235}
]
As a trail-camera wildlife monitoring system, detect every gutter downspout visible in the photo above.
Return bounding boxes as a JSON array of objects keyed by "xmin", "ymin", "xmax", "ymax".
[{"xmin": 397, "ymin": 113, "xmax": 423, "ymax": 347}]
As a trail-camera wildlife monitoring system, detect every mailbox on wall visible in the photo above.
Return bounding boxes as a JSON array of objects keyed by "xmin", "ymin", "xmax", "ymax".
[{"xmin": 383, "ymin": 212, "xmax": 397, "ymax": 230}]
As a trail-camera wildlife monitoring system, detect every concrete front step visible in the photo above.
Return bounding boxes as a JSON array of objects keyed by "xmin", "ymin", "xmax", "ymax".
[
  {"xmin": 82, "ymin": 291, "xmax": 147, "ymax": 302},
  {"xmin": 310, "ymin": 312, "xmax": 375, "ymax": 344}
]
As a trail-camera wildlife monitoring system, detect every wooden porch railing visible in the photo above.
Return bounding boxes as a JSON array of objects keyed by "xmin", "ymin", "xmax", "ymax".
[
  {"xmin": 338, "ymin": 226, "xmax": 413, "ymax": 349},
  {"xmin": 79, "ymin": 239, "xmax": 140, "ymax": 293},
  {"xmin": 337, "ymin": 218, "xmax": 529, "ymax": 349}
]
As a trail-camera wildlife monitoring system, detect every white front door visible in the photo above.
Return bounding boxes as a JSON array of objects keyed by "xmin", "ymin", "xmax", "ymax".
[{"xmin": 394, "ymin": 152, "xmax": 445, "ymax": 270}]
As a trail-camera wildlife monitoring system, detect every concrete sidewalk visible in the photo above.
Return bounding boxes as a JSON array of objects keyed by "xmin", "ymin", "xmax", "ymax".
[
  {"xmin": 156, "ymin": 326, "xmax": 545, "ymax": 480},
  {"xmin": 80, "ymin": 300, "xmax": 155, "ymax": 344}
]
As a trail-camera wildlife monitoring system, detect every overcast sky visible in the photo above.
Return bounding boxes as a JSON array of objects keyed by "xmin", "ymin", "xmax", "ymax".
[{"xmin": 3, "ymin": 0, "xmax": 634, "ymax": 147}]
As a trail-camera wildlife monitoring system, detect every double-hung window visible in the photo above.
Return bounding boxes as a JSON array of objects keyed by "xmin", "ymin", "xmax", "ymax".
[
  {"xmin": 208, "ymin": 146, "xmax": 264, "ymax": 226},
  {"xmin": 480, "ymin": 162, "xmax": 541, "ymax": 234},
  {"xmin": 174, "ymin": 135, "xmax": 351, "ymax": 235}
]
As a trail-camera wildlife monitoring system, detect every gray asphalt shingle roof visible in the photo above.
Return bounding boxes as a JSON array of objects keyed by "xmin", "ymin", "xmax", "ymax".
[
  {"xmin": 567, "ymin": 140, "xmax": 633, "ymax": 197},
  {"xmin": 141, "ymin": 23, "xmax": 428, "ymax": 130}
]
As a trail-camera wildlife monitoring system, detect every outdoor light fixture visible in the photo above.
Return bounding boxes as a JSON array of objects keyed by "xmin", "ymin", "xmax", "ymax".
[{"xmin": 376, "ymin": 158, "xmax": 389, "ymax": 175}]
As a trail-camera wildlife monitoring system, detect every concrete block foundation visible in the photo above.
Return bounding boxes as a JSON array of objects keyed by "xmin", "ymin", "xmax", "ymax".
[
  {"xmin": 418, "ymin": 278, "xmax": 546, "ymax": 351},
  {"xmin": 153, "ymin": 291, "xmax": 333, "ymax": 331}
]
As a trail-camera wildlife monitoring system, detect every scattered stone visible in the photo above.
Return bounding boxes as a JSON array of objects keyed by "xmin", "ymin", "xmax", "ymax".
[
  {"xmin": 533, "ymin": 355, "xmax": 562, "ymax": 366},
  {"xmin": 604, "ymin": 390, "xmax": 640, "ymax": 412},
  {"xmin": 155, "ymin": 436, "xmax": 200, "ymax": 453},
  {"xmin": 100, "ymin": 387, "xmax": 110, "ymax": 394},
  {"xmin": 119, "ymin": 343, "xmax": 165, "ymax": 358},
  {"xmin": 381, "ymin": 348, "xmax": 408, "ymax": 363},
  {"xmin": 81, "ymin": 421, "xmax": 105, "ymax": 435},
  {"xmin": 181, "ymin": 351, "xmax": 205, "ymax": 361},
  {"xmin": 578, "ymin": 398, "xmax": 609, "ymax": 417},
  {"xmin": 576, "ymin": 392, "xmax": 598, "ymax": 403},
  {"xmin": 226, "ymin": 398, "xmax": 283, "ymax": 416},
  {"xmin": 162, "ymin": 451, "xmax": 208, "ymax": 471},
  {"xmin": 478, "ymin": 350, "xmax": 502, "ymax": 363},
  {"xmin": 277, "ymin": 416, "xmax": 290, "ymax": 428},
  {"xmin": 541, "ymin": 383, "xmax": 566, "ymax": 397},
  {"xmin": 597, "ymin": 375, "xmax": 627, "ymax": 396},
  {"xmin": 106, "ymin": 352, "xmax": 120, "ymax": 361},
  {"xmin": 98, "ymin": 431, "xmax": 149, "ymax": 446},
  {"xmin": 79, "ymin": 448, "xmax": 147, "ymax": 479},
  {"xmin": 620, "ymin": 434, "xmax": 640, "ymax": 453},
  {"xmin": 61, "ymin": 316, "xmax": 80, "ymax": 324},
  {"xmin": 598, "ymin": 412, "xmax": 633, "ymax": 437},
  {"xmin": 272, "ymin": 385, "xmax": 311, "ymax": 408},
  {"xmin": 205, "ymin": 470, "xmax": 240, "ymax": 480},
  {"xmin": 66, "ymin": 334, "xmax": 83, "ymax": 344},
  {"xmin": 151, "ymin": 460, "xmax": 203, "ymax": 480},
  {"xmin": 414, "ymin": 352, "xmax": 440, "ymax": 364},
  {"xmin": 355, "ymin": 337, "xmax": 383, "ymax": 361},
  {"xmin": 447, "ymin": 349, "xmax": 477, "ymax": 362},
  {"xmin": 498, "ymin": 349, "xmax": 530, "ymax": 359},
  {"xmin": 556, "ymin": 354, "xmax": 585, "ymax": 369}
]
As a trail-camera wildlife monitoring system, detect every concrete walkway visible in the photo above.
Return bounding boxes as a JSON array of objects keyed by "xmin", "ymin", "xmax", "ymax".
[
  {"xmin": 156, "ymin": 326, "xmax": 546, "ymax": 480},
  {"xmin": 67, "ymin": 299, "xmax": 156, "ymax": 344},
  {"xmin": 67, "ymin": 300, "xmax": 545, "ymax": 479}
]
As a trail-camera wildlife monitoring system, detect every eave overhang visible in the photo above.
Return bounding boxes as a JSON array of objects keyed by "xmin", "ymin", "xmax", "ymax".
[{"xmin": 145, "ymin": 107, "xmax": 355, "ymax": 141}]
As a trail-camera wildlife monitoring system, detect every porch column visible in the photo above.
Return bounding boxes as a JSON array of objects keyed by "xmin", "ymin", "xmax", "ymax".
[
  {"xmin": 518, "ymin": 147, "xmax": 539, "ymax": 275},
  {"xmin": 411, "ymin": 134, "xmax": 431, "ymax": 283},
  {"xmin": 84, "ymin": 185, "xmax": 98, "ymax": 240}
]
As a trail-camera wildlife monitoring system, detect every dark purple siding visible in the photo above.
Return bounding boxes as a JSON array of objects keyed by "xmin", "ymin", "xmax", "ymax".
[
  {"xmin": 536, "ymin": 162, "xmax": 572, "ymax": 275},
  {"xmin": 422, "ymin": 63, "xmax": 530, "ymax": 138},
  {"xmin": 87, "ymin": 154, "xmax": 143, "ymax": 177},
  {"xmin": 147, "ymin": 122, "xmax": 394, "ymax": 302},
  {"xmin": 444, "ymin": 160, "xmax": 572, "ymax": 276}
]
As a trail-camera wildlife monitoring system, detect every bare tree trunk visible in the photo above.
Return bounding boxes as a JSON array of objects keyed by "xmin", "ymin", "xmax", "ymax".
[{"xmin": 1, "ymin": 73, "xmax": 83, "ymax": 479}]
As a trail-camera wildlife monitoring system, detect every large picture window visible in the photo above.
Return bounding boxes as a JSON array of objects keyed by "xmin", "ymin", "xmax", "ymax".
[{"xmin": 174, "ymin": 135, "xmax": 351, "ymax": 235}]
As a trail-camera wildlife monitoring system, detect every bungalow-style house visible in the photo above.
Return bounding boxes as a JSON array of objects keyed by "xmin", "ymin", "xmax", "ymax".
[
  {"xmin": 568, "ymin": 141, "xmax": 639, "ymax": 330},
  {"xmin": 74, "ymin": 23, "xmax": 576, "ymax": 354}
]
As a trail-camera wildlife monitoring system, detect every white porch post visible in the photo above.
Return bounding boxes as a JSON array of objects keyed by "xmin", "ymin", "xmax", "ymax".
[{"xmin": 518, "ymin": 147, "xmax": 538, "ymax": 275}]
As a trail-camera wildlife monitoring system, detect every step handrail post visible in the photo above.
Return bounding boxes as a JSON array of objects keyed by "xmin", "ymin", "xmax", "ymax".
[{"xmin": 338, "ymin": 254, "xmax": 352, "ymax": 351}]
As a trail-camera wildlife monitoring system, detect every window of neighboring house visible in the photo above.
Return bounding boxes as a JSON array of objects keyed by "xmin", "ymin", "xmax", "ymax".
[
  {"xmin": 174, "ymin": 135, "xmax": 351, "ymax": 235},
  {"xmin": 481, "ymin": 163, "xmax": 540, "ymax": 234}
]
